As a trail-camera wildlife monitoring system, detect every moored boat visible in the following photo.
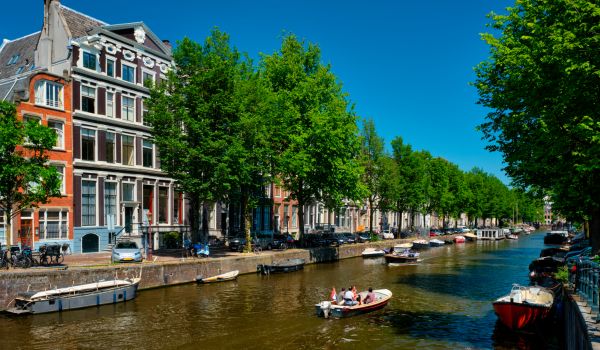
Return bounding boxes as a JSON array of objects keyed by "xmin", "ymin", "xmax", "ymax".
[
  {"xmin": 429, "ymin": 239, "xmax": 445, "ymax": 247},
  {"xmin": 257, "ymin": 258, "xmax": 305, "ymax": 275},
  {"xmin": 315, "ymin": 289, "xmax": 392, "ymax": 318},
  {"xmin": 464, "ymin": 233, "xmax": 478, "ymax": 241},
  {"xmin": 5, "ymin": 278, "xmax": 140, "ymax": 314},
  {"xmin": 411, "ymin": 239, "xmax": 430, "ymax": 250},
  {"xmin": 362, "ymin": 248, "xmax": 385, "ymax": 258},
  {"xmin": 395, "ymin": 242, "xmax": 413, "ymax": 249},
  {"xmin": 196, "ymin": 270, "xmax": 239, "ymax": 283},
  {"xmin": 384, "ymin": 248, "xmax": 419, "ymax": 263},
  {"xmin": 454, "ymin": 235, "xmax": 466, "ymax": 243},
  {"xmin": 506, "ymin": 234, "xmax": 519, "ymax": 240},
  {"xmin": 493, "ymin": 284, "xmax": 554, "ymax": 330},
  {"xmin": 544, "ymin": 231, "xmax": 569, "ymax": 245}
]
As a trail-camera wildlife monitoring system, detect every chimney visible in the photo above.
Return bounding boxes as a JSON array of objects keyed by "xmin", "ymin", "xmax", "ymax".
[{"xmin": 162, "ymin": 39, "xmax": 172, "ymax": 51}]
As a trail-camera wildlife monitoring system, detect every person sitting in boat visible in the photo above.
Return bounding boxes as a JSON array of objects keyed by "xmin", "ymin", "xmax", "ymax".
[
  {"xmin": 351, "ymin": 285, "xmax": 362, "ymax": 305},
  {"xmin": 344, "ymin": 287, "xmax": 358, "ymax": 306},
  {"xmin": 363, "ymin": 288, "xmax": 376, "ymax": 304},
  {"xmin": 337, "ymin": 288, "xmax": 346, "ymax": 305}
]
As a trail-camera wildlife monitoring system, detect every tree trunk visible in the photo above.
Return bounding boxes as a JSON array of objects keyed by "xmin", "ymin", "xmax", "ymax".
[
  {"xmin": 189, "ymin": 196, "xmax": 201, "ymax": 243},
  {"xmin": 241, "ymin": 194, "xmax": 252, "ymax": 253},
  {"xmin": 368, "ymin": 197, "xmax": 374, "ymax": 234},
  {"xmin": 298, "ymin": 200, "xmax": 305, "ymax": 243}
]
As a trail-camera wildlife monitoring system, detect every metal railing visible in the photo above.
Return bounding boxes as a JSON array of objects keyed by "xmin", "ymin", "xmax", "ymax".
[{"xmin": 575, "ymin": 258, "xmax": 600, "ymax": 317}]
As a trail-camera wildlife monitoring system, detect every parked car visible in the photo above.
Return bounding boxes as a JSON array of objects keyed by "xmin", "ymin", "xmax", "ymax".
[
  {"xmin": 429, "ymin": 229, "xmax": 443, "ymax": 237},
  {"xmin": 111, "ymin": 241, "xmax": 143, "ymax": 263},
  {"xmin": 382, "ymin": 230, "xmax": 394, "ymax": 239},
  {"xmin": 228, "ymin": 236, "xmax": 255, "ymax": 252},
  {"xmin": 272, "ymin": 234, "xmax": 296, "ymax": 249},
  {"xmin": 343, "ymin": 232, "xmax": 357, "ymax": 244},
  {"xmin": 321, "ymin": 233, "xmax": 343, "ymax": 246},
  {"xmin": 357, "ymin": 232, "xmax": 370, "ymax": 243}
]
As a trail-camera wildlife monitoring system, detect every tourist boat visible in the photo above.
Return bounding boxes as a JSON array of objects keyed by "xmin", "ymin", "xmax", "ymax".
[
  {"xmin": 5, "ymin": 278, "xmax": 141, "ymax": 314},
  {"xmin": 493, "ymin": 284, "xmax": 554, "ymax": 330},
  {"xmin": 315, "ymin": 289, "xmax": 392, "ymax": 318},
  {"xmin": 454, "ymin": 235, "xmax": 466, "ymax": 243},
  {"xmin": 385, "ymin": 248, "xmax": 420, "ymax": 263},
  {"xmin": 464, "ymin": 233, "xmax": 478, "ymax": 241},
  {"xmin": 411, "ymin": 239, "xmax": 430, "ymax": 250},
  {"xmin": 429, "ymin": 239, "xmax": 445, "ymax": 247},
  {"xmin": 544, "ymin": 231, "xmax": 569, "ymax": 245},
  {"xmin": 362, "ymin": 248, "xmax": 385, "ymax": 258},
  {"xmin": 257, "ymin": 258, "xmax": 305, "ymax": 275},
  {"xmin": 196, "ymin": 270, "xmax": 239, "ymax": 283}
]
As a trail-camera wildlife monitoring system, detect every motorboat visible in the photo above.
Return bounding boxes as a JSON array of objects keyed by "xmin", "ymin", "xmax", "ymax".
[
  {"xmin": 361, "ymin": 248, "xmax": 385, "ymax": 258},
  {"xmin": 395, "ymin": 242, "xmax": 413, "ymax": 249},
  {"xmin": 429, "ymin": 239, "xmax": 445, "ymax": 247},
  {"xmin": 257, "ymin": 258, "xmax": 305, "ymax": 275},
  {"xmin": 493, "ymin": 284, "xmax": 554, "ymax": 330},
  {"xmin": 5, "ymin": 278, "xmax": 140, "ymax": 314},
  {"xmin": 196, "ymin": 270, "xmax": 239, "ymax": 283},
  {"xmin": 544, "ymin": 231, "xmax": 569, "ymax": 245},
  {"xmin": 464, "ymin": 233, "xmax": 478, "ymax": 241},
  {"xmin": 506, "ymin": 234, "xmax": 519, "ymax": 240},
  {"xmin": 316, "ymin": 289, "xmax": 392, "ymax": 318},
  {"xmin": 411, "ymin": 239, "xmax": 430, "ymax": 250},
  {"xmin": 385, "ymin": 248, "xmax": 420, "ymax": 263},
  {"xmin": 454, "ymin": 235, "xmax": 466, "ymax": 243}
]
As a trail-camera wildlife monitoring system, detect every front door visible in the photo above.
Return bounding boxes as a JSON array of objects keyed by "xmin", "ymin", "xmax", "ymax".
[{"xmin": 124, "ymin": 207, "xmax": 133, "ymax": 233}]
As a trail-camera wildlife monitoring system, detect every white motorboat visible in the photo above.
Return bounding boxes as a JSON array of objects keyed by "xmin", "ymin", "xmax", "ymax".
[
  {"xmin": 362, "ymin": 248, "xmax": 385, "ymax": 258},
  {"xmin": 429, "ymin": 239, "xmax": 445, "ymax": 247}
]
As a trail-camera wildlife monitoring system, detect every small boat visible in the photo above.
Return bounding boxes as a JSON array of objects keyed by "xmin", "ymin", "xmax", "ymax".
[
  {"xmin": 362, "ymin": 248, "xmax": 385, "ymax": 258},
  {"xmin": 316, "ymin": 289, "xmax": 392, "ymax": 318},
  {"xmin": 5, "ymin": 278, "xmax": 140, "ymax": 314},
  {"xmin": 384, "ymin": 248, "xmax": 420, "ymax": 263},
  {"xmin": 506, "ymin": 234, "xmax": 519, "ymax": 240},
  {"xmin": 411, "ymin": 239, "xmax": 430, "ymax": 250},
  {"xmin": 464, "ymin": 233, "xmax": 478, "ymax": 241},
  {"xmin": 196, "ymin": 270, "xmax": 239, "ymax": 283},
  {"xmin": 257, "ymin": 258, "xmax": 305, "ymax": 275},
  {"xmin": 454, "ymin": 235, "xmax": 466, "ymax": 243},
  {"xmin": 429, "ymin": 239, "xmax": 445, "ymax": 247},
  {"xmin": 544, "ymin": 231, "xmax": 569, "ymax": 245},
  {"xmin": 493, "ymin": 284, "xmax": 554, "ymax": 330},
  {"xmin": 395, "ymin": 242, "xmax": 413, "ymax": 249}
]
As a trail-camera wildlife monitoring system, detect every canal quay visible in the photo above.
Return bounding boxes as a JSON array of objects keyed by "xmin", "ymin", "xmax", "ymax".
[{"xmin": 0, "ymin": 232, "xmax": 568, "ymax": 349}]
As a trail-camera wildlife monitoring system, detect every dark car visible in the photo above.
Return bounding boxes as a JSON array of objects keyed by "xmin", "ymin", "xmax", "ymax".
[
  {"xmin": 357, "ymin": 232, "xmax": 370, "ymax": 243},
  {"xmin": 321, "ymin": 233, "xmax": 342, "ymax": 246},
  {"xmin": 304, "ymin": 233, "xmax": 327, "ymax": 247},
  {"xmin": 229, "ymin": 236, "xmax": 258, "ymax": 252},
  {"xmin": 343, "ymin": 232, "xmax": 357, "ymax": 244},
  {"xmin": 272, "ymin": 234, "xmax": 296, "ymax": 249}
]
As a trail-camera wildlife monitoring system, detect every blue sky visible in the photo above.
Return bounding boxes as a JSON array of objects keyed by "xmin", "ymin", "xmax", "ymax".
[{"xmin": 2, "ymin": 0, "xmax": 513, "ymax": 183}]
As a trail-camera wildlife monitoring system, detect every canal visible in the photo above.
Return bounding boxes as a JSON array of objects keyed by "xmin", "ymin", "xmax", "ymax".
[{"xmin": 0, "ymin": 232, "xmax": 561, "ymax": 349}]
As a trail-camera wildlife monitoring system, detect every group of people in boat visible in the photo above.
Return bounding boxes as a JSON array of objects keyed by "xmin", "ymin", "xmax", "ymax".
[{"xmin": 331, "ymin": 286, "xmax": 376, "ymax": 306}]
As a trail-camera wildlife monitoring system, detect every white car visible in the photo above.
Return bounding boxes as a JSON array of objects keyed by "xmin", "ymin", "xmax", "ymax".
[
  {"xmin": 111, "ymin": 241, "xmax": 143, "ymax": 263},
  {"xmin": 382, "ymin": 230, "xmax": 394, "ymax": 239}
]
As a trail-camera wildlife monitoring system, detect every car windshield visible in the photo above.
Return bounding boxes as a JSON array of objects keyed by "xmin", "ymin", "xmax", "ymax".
[{"xmin": 116, "ymin": 242, "xmax": 138, "ymax": 249}]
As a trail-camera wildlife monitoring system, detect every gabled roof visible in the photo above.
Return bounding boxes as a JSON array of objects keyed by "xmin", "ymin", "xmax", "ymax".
[
  {"xmin": 0, "ymin": 32, "xmax": 39, "ymax": 81},
  {"xmin": 59, "ymin": 5, "xmax": 107, "ymax": 39},
  {"xmin": 99, "ymin": 22, "xmax": 172, "ymax": 57}
]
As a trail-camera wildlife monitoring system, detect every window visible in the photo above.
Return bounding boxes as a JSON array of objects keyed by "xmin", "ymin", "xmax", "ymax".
[
  {"xmin": 122, "ymin": 183, "xmax": 135, "ymax": 202},
  {"xmin": 292, "ymin": 206, "xmax": 297, "ymax": 228},
  {"xmin": 122, "ymin": 135, "xmax": 134, "ymax": 165},
  {"xmin": 105, "ymin": 132, "xmax": 115, "ymax": 163},
  {"xmin": 81, "ymin": 128, "xmax": 95, "ymax": 161},
  {"xmin": 16, "ymin": 66, "xmax": 24, "ymax": 74},
  {"xmin": 52, "ymin": 164, "xmax": 65, "ymax": 194},
  {"xmin": 122, "ymin": 64, "xmax": 135, "ymax": 83},
  {"xmin": 284, "ymin": 205, "xmax": 289, "ymax": 229},
  {"xmin": 274, "ymin": 186, "xmax": 281, "ymax": 198},
  {"xmin": 158, "ymin": 187, "xmax": 168, "ymax": 224},
  {"xmin": 81, "ymin": 85, "xmax": 96, "ymax": 113},
  {"xmin": 142, "ymin": 100, "xmax": 149, "ymax": 126},
  {"xmin": 104, "ymin": 182, "xmax": 117, "ymax": 224},
  {"xmin": 34, "ymin": 80, "xmax": 63, "ymax": 109},
  {"xmin": 7, "ymin": 54, "xmax": 19, "ymax": 65},
  {"xmin": 142, "ymin": 71, "xmax": 154, "ymax": 88},
  {"xmin": 106, "ymin": 58, "xmax": 115, "ymax": 77},
  {"xmin": 173, "ymin": 192, "xmax": 182, "ymax": 224},
  {"xmin": 47, "ymin": 120, "xmax": 64, "ymax": 149},
  {"xmin": 81, "ymin": 180, "xmax": 96, "ymax": 226},
  {"xmin": 0, "ymin": 210, "xmax": 5, "ymax": 244},
  {"xmin": 143, "ymin": 140, "xmax": 153, "ymax": 168},
  {"xmin": 83, "ymin": 51, "xmax": 96, "ymax": 70},
  {"xmin": 106, "ymin": 92, "xmax": 114, "ymax": 117},
  {"xmin": 143, "ymin": 186, "xmax": 153, "ymax": 224},
  {"xmin": 122, "ymin": 96, "xmax": 134, "ymax": 121},
  {"xmin": 41, "ymin": 210, "xmax": 68, "ymax": 240}
]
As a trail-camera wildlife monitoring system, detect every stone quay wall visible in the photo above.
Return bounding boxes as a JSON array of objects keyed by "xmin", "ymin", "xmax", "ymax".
[{"xmin": 0, "ymin": 236, "xmax": 456, "ymax": 311}]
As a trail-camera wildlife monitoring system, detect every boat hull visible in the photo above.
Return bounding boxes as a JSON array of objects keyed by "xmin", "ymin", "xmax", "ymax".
[
  {"xmin": 257, "ymin": 259, "xmax": 305, "ymax": 275},
  {"xmin": 493, "ymin": 301, "xmax": 552, "ymax": 330},
  {"xmin": 7, "ymin": 282, "xmax": 139, "ymax": 314},
  {"xmin": 196, "ymin": 270, "xmax": 239, "ymax": 283},
  {"xmin": 384, "ymin": 254, "xmax": 418, "ymax": 263},
  {"xmin": 315, "ymin": 289, "xmax": 392, "ymax": 318}
]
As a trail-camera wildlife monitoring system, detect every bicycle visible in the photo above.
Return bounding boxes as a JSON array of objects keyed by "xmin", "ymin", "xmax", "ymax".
[{"xmin": 253, "ymin": 245, "xmax": 262, "ymax": 254}]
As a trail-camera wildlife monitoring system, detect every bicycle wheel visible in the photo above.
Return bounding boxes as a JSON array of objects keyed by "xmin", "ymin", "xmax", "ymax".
[
  {"xmin": 280, "ymin": 243, "xmax": 287, "ymax": 250},
  {"xmin": 40, "ymin": 255, "xmax": 50, "ymax": 266},
  {"xmin": 55, "ymin": 254, "xmax": 64, "ymax": 264},
  {"xmin": 253, "ymin": 246, "xmax": 262, "ymax": 254}
]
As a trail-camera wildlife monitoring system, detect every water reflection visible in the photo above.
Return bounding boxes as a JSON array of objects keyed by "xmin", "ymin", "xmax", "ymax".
[{"xmin": 0, "ymin": 233, "xmax": 559, "ymax": 349}]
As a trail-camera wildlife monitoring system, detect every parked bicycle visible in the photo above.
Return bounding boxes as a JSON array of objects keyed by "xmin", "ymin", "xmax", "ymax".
[
  {"xmin": 0, "ymin": 246, "xmax": 10, "ymax": 270},
  {"xmin": 9, "ymin": 246, "xmax": 32, "ymax": 269},
  {"xmin": 38, "ymin": 243, "xmax": 69, "ymax": 265}
]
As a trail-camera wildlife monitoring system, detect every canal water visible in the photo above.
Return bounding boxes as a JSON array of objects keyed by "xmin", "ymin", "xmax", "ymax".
[{"xmin": 0, "ymin": 232, "xmax": 560, "ymax": 349}]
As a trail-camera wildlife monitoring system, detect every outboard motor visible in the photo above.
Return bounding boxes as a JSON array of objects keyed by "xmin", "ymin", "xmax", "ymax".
[{"xmin": 320, "ymin": 301, "xmax": 332, "ymax": 319}]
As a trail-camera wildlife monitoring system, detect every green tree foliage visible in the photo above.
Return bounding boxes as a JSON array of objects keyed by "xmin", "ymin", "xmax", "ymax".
[
  {"xmin": 475, "ymin": 0, "xmax": 600, "ymax": 247},
  {"xmin": 0, "ymin": 101, "xmax": 61, "ymax": 246},
  {"xmin": 359, "ymin": 118, "xmax": 386, "ymax": 233},
  {"xmin": 262, "ymin": 35, "xmax": 363, "ymax": 242}
]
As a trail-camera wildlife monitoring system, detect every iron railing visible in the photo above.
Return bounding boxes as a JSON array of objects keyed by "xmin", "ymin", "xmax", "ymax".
[{"xmin": 575, "ymin": 258, "xmax": 600, "ymax": 317}]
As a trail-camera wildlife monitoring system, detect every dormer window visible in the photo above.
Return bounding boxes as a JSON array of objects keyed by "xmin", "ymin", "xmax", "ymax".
[
  {"xmin": 34, "ymin": 80, "xmax": 64, "ymax": 109},
  {"xmin": 83, "ymin": 51, "xmax": 97, "ymax": 70},
  {"xmin": 7, "ymin": 54, "xmax": 19, "ymax": 65}
]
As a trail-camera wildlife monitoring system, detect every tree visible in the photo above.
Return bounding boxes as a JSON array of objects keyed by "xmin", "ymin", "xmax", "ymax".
[
  {"xmin": 262, "ymin": 34, "xmax": 363, "ymax": 243},
  {"xmin": 475, "ymin": 0, "xmax": 600, "ymax": 249},
  {"xmin": 359, "ymin": 118, "xmax": 386, "ymax": 234},
  {"xmin": 147, "ymin": 30, "xmax": 243, "ymax": 242},
  {"xmin": 0, "ymin": 101, "xmax": 61, "ymax": 249}
]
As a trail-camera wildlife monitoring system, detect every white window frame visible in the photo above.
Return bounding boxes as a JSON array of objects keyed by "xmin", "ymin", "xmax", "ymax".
[
  {"xmin": 82, "ymin": 50, "xmax": 98, "ymax": 71},
  {"xmin": 121, "ymin": 95, "xmax": 135, "ymax": 122},
  {"xmin": 104, "ymin": 181, "xmax": 118, "ymax": 224},
  {"xmin": 34, "ymin": 80, "xmax": 64, "ymax": 110},
  {"xmin": 142, "ymin": 68, "xmax": 155, "ymax": 88},
  {"xmin": 40, "ymin": 209, "xmax": 69, "ymax": 240},
  {"xmin": 106, "ymin": 56, "xmax": 116, "ymax": 77},
  {"xmin": 0, "ymin": 210, "xmax": 6, "ymax": 244},
  {"xmin": 106, "ymin": 91, "xmax": 115, "ymax": 118},
  {"xmin": 51, "ymin": 163, "xmax": 66, "ymax": 195},
  {"xmin": 80, "ymin": 127, "xmax": 97, "ymax": 161},
  {"xmin": 142, "ymin": 139, "xmax": 154, "ymax": 168},
  {"xmin": 47, "ymin": 118, "xmax": 64, "ymax": 150},
  {"xmin": 142, "ymin": 99, "xmax": 149, "ymax": 126},
  {"xmin": 80, "ymin": 85, "xmax": 97, "ymax": 114},
  {"xmin": 121, "ymin": 62, "xmax": 136, "ymax": 84},
  {"xmin": 81, "ymin": 179, "xmax": 97, "ymax": 227},
  {"xmin": 105, "ymin": 131, "xmax": 116, "ymax": 163},
  {"xmin": 122, "ymin": 181, "xmax": 136, "ymax": 202},
  {"xmin": 121, "ymin": 134, "xmax": 135, "ymax": 166}
]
